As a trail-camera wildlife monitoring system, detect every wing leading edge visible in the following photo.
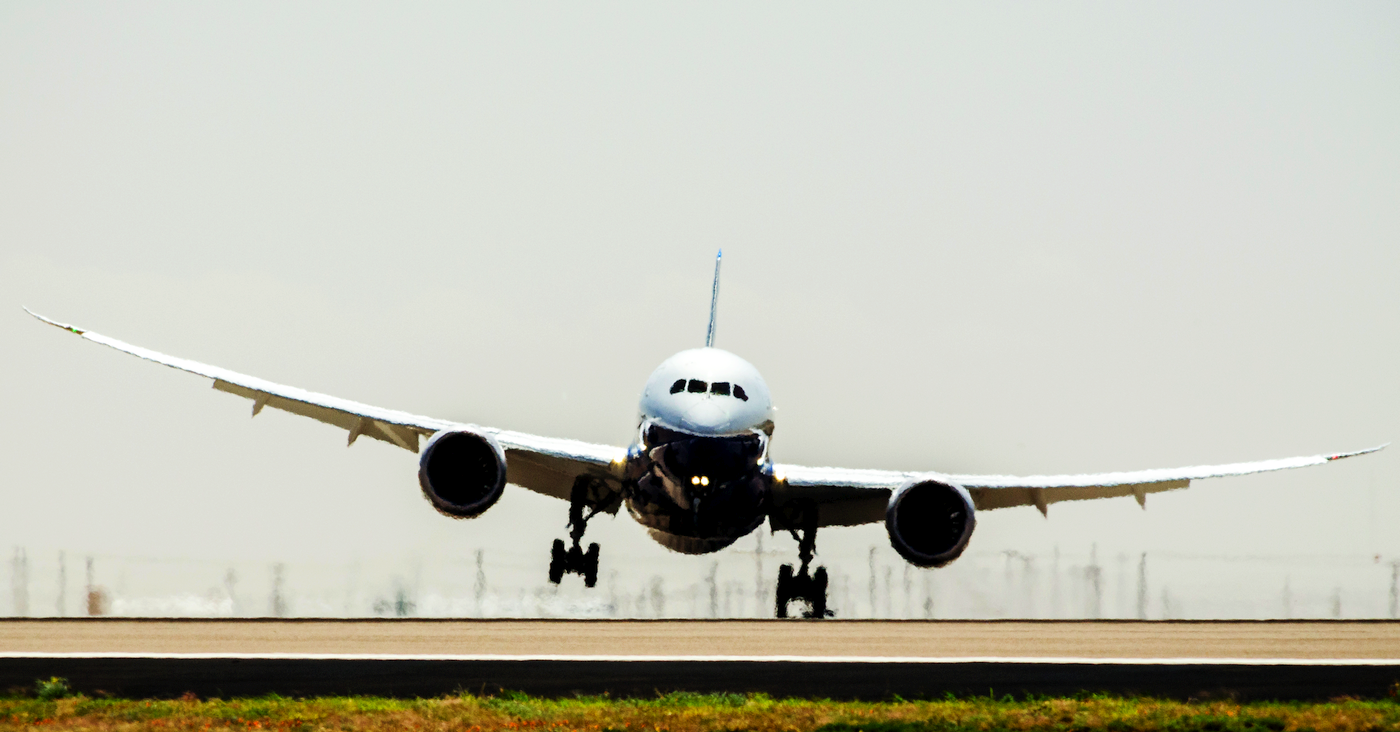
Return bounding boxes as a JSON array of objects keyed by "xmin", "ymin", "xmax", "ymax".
[
  {"xmin": 27, "ymin": 308, "xmax": 1385, "ymax": 524},
  {"xmin": 25, "ymin": 308, "xmax": 624, "ymax": 501},
  {"xmin": 775, "ymin": 444, "xmax": 1385, "ymax": 528}
]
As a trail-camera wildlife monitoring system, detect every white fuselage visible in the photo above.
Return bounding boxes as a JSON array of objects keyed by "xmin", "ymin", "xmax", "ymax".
[{"xmin": 625, "ymin": 348, "xmax": 777, "ymax": 554}]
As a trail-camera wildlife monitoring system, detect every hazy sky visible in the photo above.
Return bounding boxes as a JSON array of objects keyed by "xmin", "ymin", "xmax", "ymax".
[{"xmin": 2, "ymin": 2, "xmax": 1397, "ymax": 615}]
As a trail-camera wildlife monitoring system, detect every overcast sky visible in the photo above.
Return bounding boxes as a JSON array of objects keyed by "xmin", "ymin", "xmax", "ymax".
[{"xmin": 2, "ymin": 2, "xmax": 1397, "ymax": 616}]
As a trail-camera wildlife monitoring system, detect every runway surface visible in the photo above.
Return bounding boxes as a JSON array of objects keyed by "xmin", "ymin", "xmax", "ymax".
[
  {"xmin": 6, "ymin": 618, "xmax": 1400, "ymax": 658},
  {"xmin": 3, "ymin": 620, "xmax": 1399, "ymax": 700}
]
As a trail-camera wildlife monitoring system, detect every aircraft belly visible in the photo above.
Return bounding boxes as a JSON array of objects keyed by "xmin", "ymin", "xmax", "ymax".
[
  {"xmin": 643, "ymin": 527, "xmax": 747, "ymax": 555},
  {"xmin": 626, "ymin": 468, "xmax": 769, "ymax": 555}
]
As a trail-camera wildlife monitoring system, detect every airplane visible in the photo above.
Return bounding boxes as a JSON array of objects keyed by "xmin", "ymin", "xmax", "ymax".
[{"xmin": 25, "ymin": 252, "xmax": 1385, "ymax": 618}]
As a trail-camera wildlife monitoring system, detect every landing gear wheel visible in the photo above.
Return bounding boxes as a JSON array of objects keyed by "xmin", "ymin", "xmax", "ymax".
[
  {"xmin": 776, "ymin": 564, "xmax": 794, "ymax": 618},
  {"xmin": 548, "ymin": 539, "xmax": 566, "ymax": 584},
  {"xmin": 807, "ymin": 567, "xmax": 830, "ymax": 619},
  {"xmin": 583, "ymin": 543, "xmax": 600, "ymax": 588}
]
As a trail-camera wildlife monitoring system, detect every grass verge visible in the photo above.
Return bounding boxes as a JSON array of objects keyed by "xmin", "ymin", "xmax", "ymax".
[{"xmin": 2, "ymin": 688, "xmax": 1400, "ymax": 731}]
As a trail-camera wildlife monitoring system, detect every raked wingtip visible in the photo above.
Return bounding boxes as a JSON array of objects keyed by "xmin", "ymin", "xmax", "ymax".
[
  {"xmin": 1326, "ymin": 443, "xmax": 1388, "ymax": 461},
  {"xmin": 23, "ymin": 307, "xmax": 85, "ymax": 335}
]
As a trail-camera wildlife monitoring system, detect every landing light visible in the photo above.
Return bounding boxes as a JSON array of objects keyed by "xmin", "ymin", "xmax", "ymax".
[{"xmin": 690, "ymin": 475, "xmax": 710, "ymax": 486}]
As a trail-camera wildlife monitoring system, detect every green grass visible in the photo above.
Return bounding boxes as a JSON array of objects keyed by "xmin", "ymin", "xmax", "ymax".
[{"xmin": 2, "ymin": 687, "xmax": 1400, "ymax": 731}]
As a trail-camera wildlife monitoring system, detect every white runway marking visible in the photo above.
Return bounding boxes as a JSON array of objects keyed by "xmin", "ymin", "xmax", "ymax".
[{"xmin": 3, "ymin": 652, "xmax": 1399, "ymax": 666}]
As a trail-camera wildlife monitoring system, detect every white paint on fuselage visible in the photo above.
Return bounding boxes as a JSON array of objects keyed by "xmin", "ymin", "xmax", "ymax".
[{"xmin": 638, "ymin": 348, "xmax": 774, "ymax": 437}]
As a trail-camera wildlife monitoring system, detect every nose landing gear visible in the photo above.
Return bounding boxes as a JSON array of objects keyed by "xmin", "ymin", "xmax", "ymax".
[
  {"xmin": 776, "ymin": 563, "xmax": 828, "ymax": 619},
  {"xmin": 773, "ymin": 500, "xmax": 833, "ymax": 619},
  {"xmin": 548, "ymin": 475, "xmax": 619, "ymax": 588}
]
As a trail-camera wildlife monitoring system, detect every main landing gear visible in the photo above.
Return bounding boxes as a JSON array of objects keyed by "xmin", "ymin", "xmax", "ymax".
[
  {"xmin": 548, "ymin": 476, "xmax": 618, "ymax": 588},
  {"xmin": 549, "ymin": 538, "xmax": 599, "ymax": 588},
  {"xmin": 773, "ymin": 501, "xmax": 833, "ymax": 619}
]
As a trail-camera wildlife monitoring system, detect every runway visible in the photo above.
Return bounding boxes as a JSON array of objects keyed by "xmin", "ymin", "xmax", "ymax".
[
  {"xmin": 3, "ymin": 619, "xmax": 1399, "ymax": 700},
  {"xmin": 5, "ymin": 618, "xmax": 1400, "ymax": 658}
]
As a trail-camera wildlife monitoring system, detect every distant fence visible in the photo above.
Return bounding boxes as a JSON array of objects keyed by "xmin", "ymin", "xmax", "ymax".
[{"xmin": 10, "ymin": 543, "xmax": 1400, "ymax": 619}]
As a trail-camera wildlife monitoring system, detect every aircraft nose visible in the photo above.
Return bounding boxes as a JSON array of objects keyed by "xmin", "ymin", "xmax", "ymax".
[{"xmin": 679, "ymin": 400, "xmax": 730, "ymax": 434}]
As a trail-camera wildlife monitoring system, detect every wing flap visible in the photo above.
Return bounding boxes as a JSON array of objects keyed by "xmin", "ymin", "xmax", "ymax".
[
  {"xmin": 773, "ymin": 444, "xmax": 1384, "ymax": 524},
  {"xmin": 213, "ymin": 379, "xmax": 428, "ymax": 453},
  {"xmin": 969, "ymin": 479, "xmax": 1188, "ymax": 513},
  {"xmin": 769, "ymin": 469, "xmax": 896, "ymax": 528},
  {"xmin": 505, "ymin": 449, "xmax": 620, "ymax": 501},
  {"xmin": 814, "ymin": 495, "xmax": 889, "ymax": 527},
  {"xmin": 28, "ymin": 308, "xmax": 626, "ymax": 497}
]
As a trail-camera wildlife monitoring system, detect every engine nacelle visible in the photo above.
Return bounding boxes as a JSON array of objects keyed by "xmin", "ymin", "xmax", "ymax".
[
  {"xmin": 885, "ymin": 479, "xmax": 976, "ymax": 567},
  {"xmin": 418, "ymin": 429, "xmax": 508, "ymax": 518}
]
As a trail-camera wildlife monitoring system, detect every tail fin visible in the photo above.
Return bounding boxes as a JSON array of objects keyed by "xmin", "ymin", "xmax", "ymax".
[{"xmin": 705, "ymin": 250, "xmax": 722, "ymax": 348}]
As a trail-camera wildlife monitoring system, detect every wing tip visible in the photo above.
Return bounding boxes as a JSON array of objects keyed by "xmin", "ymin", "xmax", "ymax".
[
  {"xmin": 1327, "ymin": 443, "xmax": 1389, "ymax": 461},
  {"xmin": 23, "ymin": 307, "xmax": 85, "ymax": 335}
]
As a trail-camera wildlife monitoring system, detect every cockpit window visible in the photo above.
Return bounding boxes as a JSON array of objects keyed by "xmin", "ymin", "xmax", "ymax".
[{"xmin": 670, "ymin": 378, "xmax": 749, "ymax": 401}]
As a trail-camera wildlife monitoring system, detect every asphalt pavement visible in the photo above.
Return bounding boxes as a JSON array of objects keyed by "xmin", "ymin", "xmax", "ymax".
[{"xmin": 2, "ymin": 619, "xmax": 1397, "ymax": 700}]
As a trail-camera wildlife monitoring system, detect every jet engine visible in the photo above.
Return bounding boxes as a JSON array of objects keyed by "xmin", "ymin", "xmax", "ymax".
[
  {"xmin": 418, "ymin": 429, "xmax": 508, "ymax": 518},
  {"xmin": 885, "ymin": 479, "xmax": 976, "ymax": 567}
]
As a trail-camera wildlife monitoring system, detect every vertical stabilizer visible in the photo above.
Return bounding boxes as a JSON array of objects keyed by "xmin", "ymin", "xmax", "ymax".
[{"xmin": 705, "ymin": 250, "xmax": 722, "ymax": 348}]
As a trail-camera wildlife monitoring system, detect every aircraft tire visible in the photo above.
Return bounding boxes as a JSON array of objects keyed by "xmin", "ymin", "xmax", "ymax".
[
  {"xmin": 583, "ymin": 543, "xmax": 600, "ymax": 588},
  {"xmin": 548, "ymin": 539, "xmax": 566, "ymax": 584},
  {"xmin": 776, "ymin": 564, "xmax": 794, "ymax": 619},
  {"xmin": 809, "ymin": 566, "xmax": 830, "ymax": 618}
]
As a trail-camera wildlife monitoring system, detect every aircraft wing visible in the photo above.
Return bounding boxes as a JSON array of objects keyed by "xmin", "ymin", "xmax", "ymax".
[
  {"xmin": 773, "ymin": 444, "xmax": 1385, "ymax": 528},
  {"xmin": 25, "ymin": 309, "xmax": 624, "ymax": 502}
]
